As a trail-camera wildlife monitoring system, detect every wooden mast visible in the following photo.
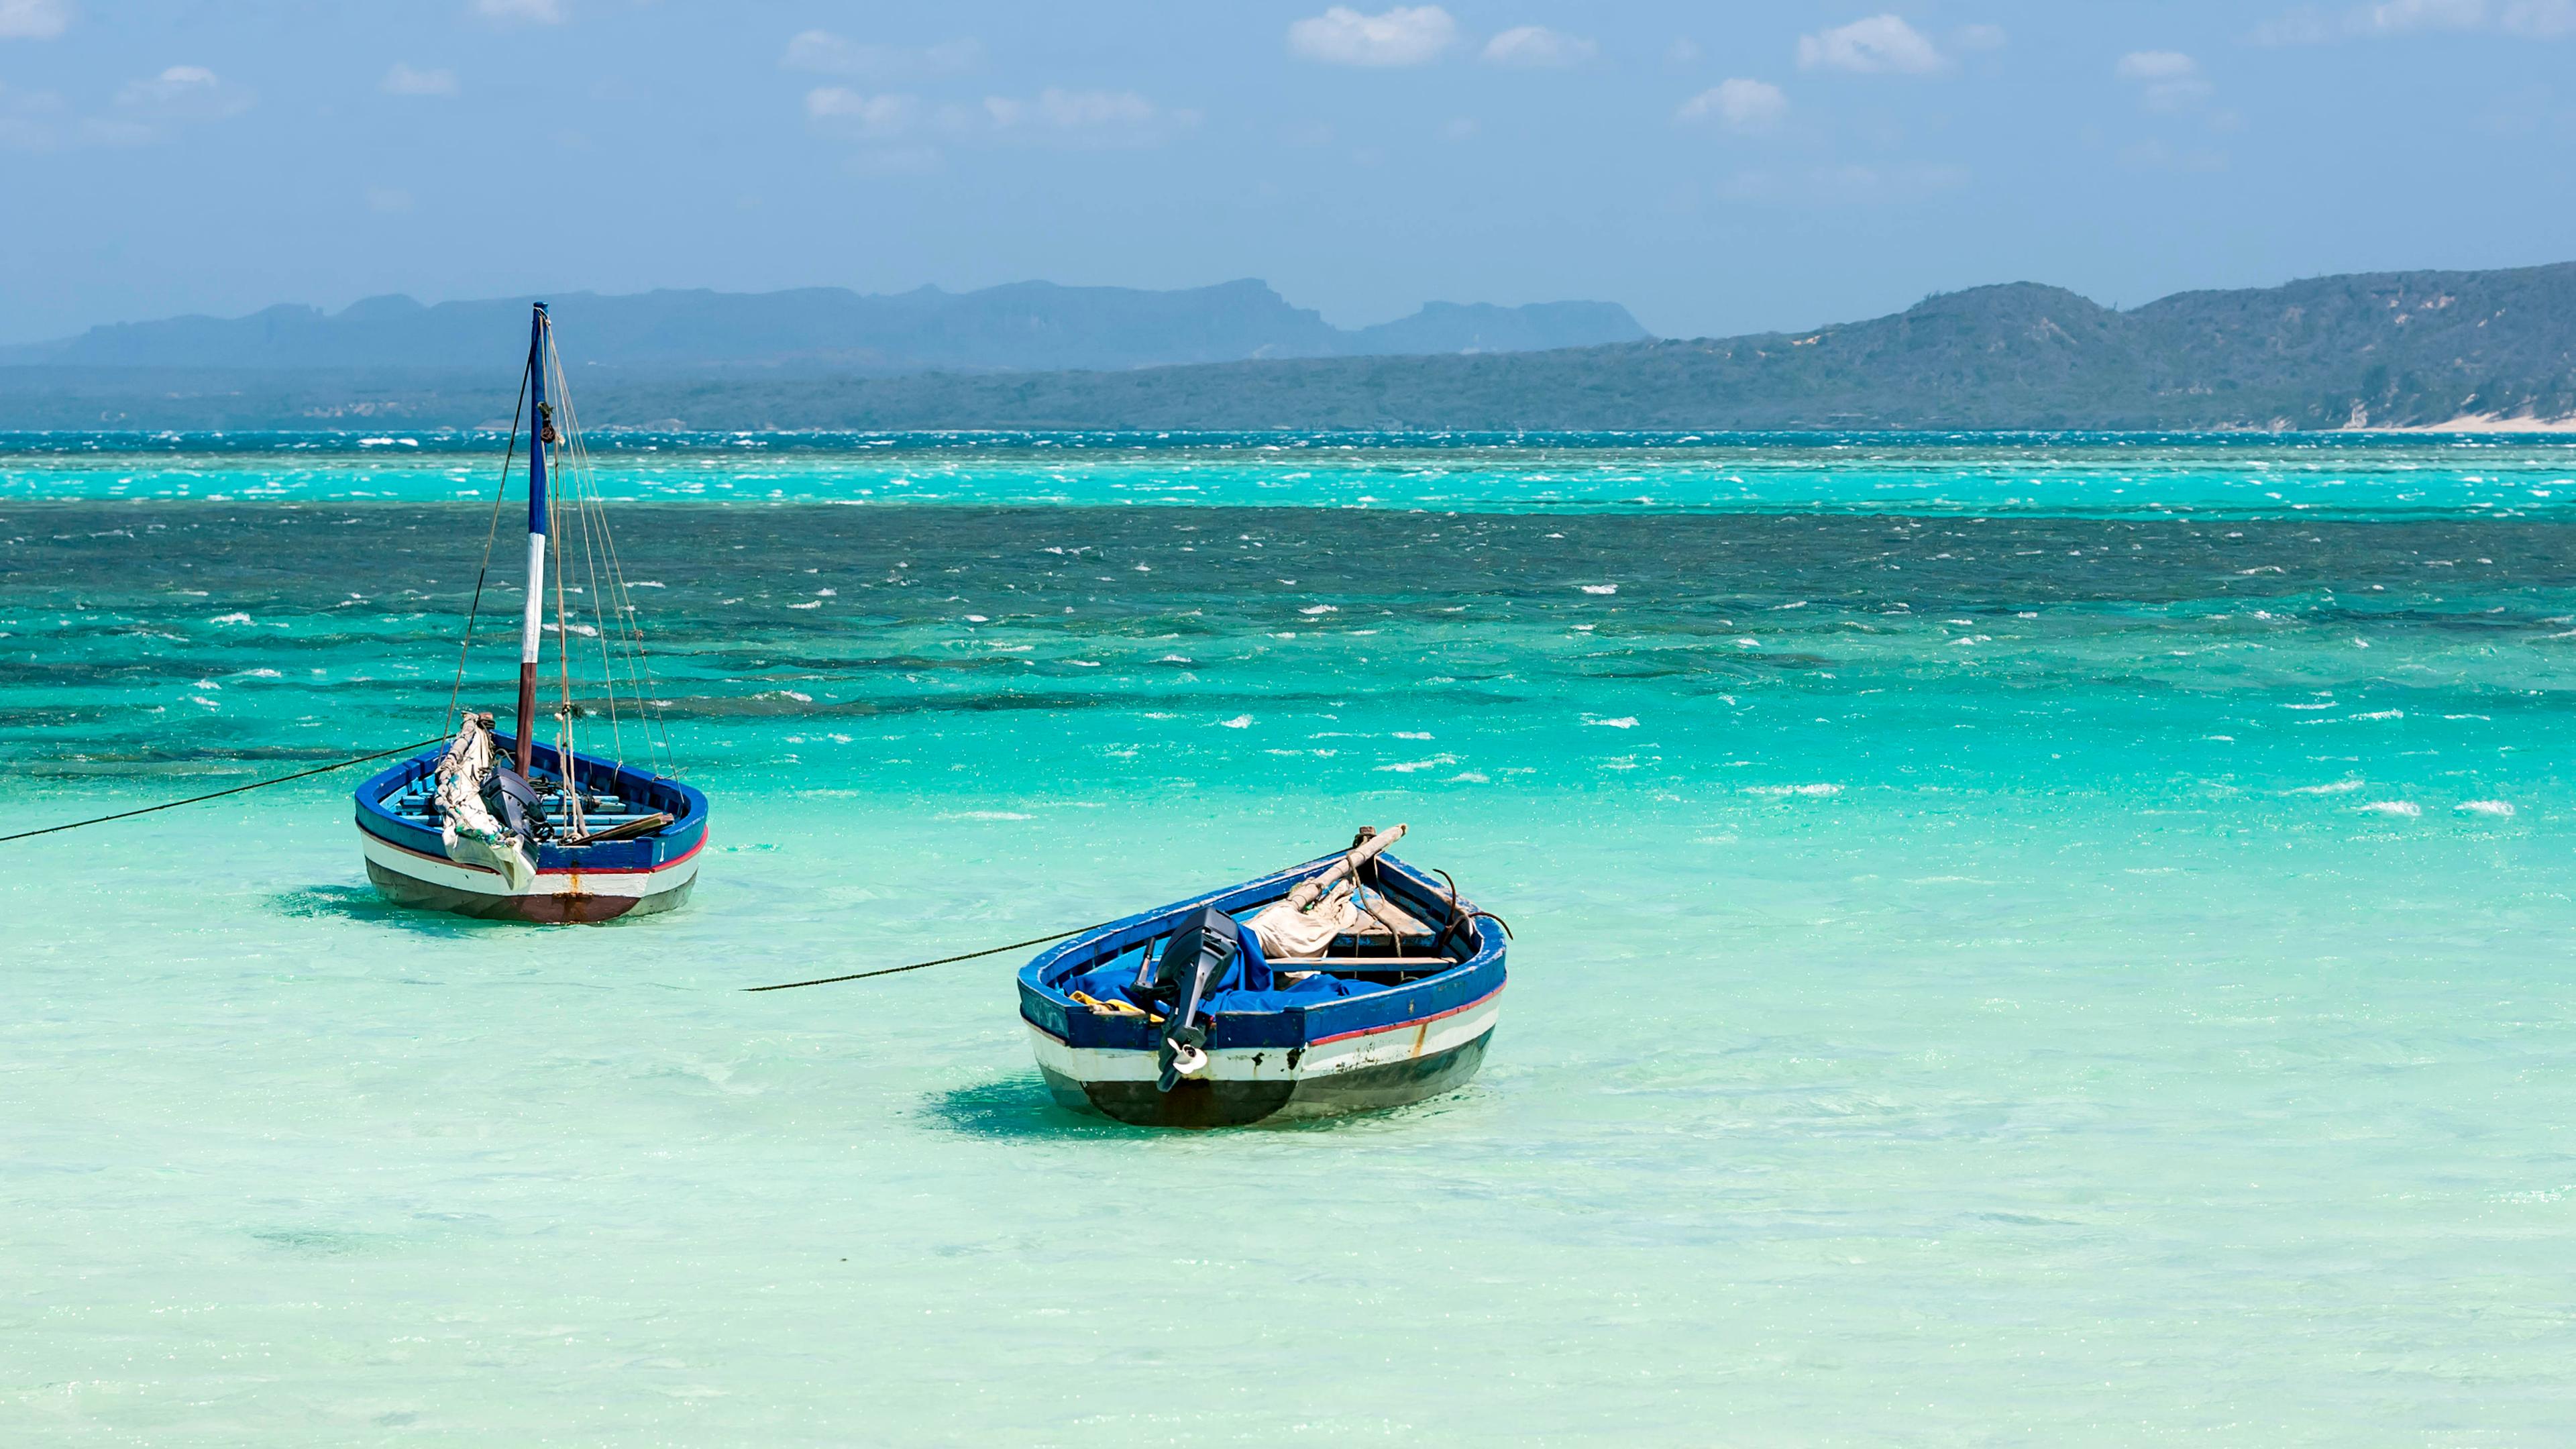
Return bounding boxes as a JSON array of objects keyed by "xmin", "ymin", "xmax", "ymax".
[{"xmin": 513, "ymin": 303, "xmax": 550, "ymax": 776}]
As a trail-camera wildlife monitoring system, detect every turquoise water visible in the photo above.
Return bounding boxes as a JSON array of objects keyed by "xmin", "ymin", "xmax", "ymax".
[
  {"xmin": 8, "ymin": 435, "xmax": 2576, "ymax": 1443},
  {"xmin": 7, "ymin": 429, "xmax": 2576, "ymax": 515}
]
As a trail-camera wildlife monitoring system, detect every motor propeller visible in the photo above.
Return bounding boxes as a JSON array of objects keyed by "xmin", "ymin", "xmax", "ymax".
[{"xmin": 1128, "ymin": 906, "xmax": 1241, "ymax": 1092}]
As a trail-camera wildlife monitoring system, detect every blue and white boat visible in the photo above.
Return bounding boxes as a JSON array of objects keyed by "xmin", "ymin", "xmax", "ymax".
[
  {"xmin": 352, "ymin": 303, "xmax": 706, "ymax": 923},
  {"xmin": 1017, "ymin": 825, "xmax": 1509, "ymax": 1127}
]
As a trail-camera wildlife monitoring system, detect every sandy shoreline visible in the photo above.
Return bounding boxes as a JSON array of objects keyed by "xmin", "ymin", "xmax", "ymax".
[{"xmin": 2363, "ymin": 413, "xmax": 2576, "ymax": 434}]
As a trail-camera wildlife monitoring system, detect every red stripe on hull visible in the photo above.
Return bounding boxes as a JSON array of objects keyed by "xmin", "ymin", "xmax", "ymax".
[
  {"xmin": 1308, "ymin": 983, "xmax": 1506, "ymax": 1046},
  {"xmin": 363, "ymin": 860, "xmax": 695, "ymax": 924}
]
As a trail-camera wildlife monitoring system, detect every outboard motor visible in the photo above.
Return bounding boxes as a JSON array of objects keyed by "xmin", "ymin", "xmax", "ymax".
[
  {"xmin": 480, "ymin": 765, "xmax": 547, "ymax": 841},
  {"xmin": 1127, "ymin": 906, "xmax": 1241, "ymax": 1092}
]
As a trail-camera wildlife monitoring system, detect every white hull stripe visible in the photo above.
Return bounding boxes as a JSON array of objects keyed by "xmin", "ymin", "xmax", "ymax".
[
  {"xmin": 358, "ymin": 829, "xmax": 700, "ymax": 900},
  {"xmin": 1026, "ymin": 991, "xmax": 1500, "ymax": 1085}
]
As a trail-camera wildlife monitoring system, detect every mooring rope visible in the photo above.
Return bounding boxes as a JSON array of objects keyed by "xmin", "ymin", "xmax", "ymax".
[
  {"xmin": 743, "ymin": 922, "xmax": 1116, "ymax": 992},
  {"xmin": 0, "ymin": 737, "xmax": 449, "ymax": 845}
]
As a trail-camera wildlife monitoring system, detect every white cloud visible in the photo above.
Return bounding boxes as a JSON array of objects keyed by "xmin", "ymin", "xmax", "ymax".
[
  {"xmin": 1954, "ymin": 23, "xmax": 2008, "ymax": 50},
  {"xmin": 2255, "ymin": 0, "xmax": 2576, "ymax": 39},
  {"xmin": 472, "ymin": 0, "xmax": 562, "ymax": 22},
  {"xmin": 2114, "ymin": 50, "xmax": 2198, "ymax": 79},
  {"xmin": 2249, "ymin": 7, "xmax": 2338, "ymax": 42},
  {"xmin": 1287, "ymin": 5, "xmax": 1456, "ymax": 66},
  {"xmin": 992, "ymin": 88, "xmax": 1150, "ymax": 129},
  {"xmin": 380, "ymin": 63, "xmax": 458, "ymax": 98},
  {"xmin": 973, "ymin": 88, "xmax": 1195, "ymax": 146},
  {"xmin": 781, "ymin": 30, "xmax": 982, "ymax": 77},
  {"xmin": 0, "ymin": 0, "xmax": 70, "ymax": 40},
  {"xmin": 2358, "ymin": 0, "xmax": 2486, "ymax": 30},
  {"xmin": 4, "ymin": 65, "xmax": 250, "ymax": 149},
  {"xmin": 1796, "ymin": 14, "xmax": 1946, "ymax": 73},
  {"xmin": 1676, "ymin": 78, "xmax": 1788, "ymax": 132},
  {"xmin": 805, "ymin": 87, "xmax": 916, "ymax": 139},
  {"xmin": 2115, "ymin": 50, "xmax": 2213, "ymax": 109},
  {"xmin": 810, "ymin": 85, "xmax": 1188, "ymax": 154},
  {"xmin": 2503, "ymin": 0, "xmax": 2576, "ymax": 32},
  {"xmin": 1481, "ymin": 25, "xmax": 1595, "ymax": 67},
  {"xmin": 115, "ymin": 65, "xmax": 253, "ymax": 123}
]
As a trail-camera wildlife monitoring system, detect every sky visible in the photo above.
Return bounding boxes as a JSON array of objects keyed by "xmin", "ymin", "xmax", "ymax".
[{"xmin": 3, "ymin": 0, "xmax": 2575, "ymax": 345}]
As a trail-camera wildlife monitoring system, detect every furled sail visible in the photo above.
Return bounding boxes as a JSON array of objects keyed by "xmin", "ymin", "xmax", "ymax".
[{"xmin": 431, "ymin": 714, "xmax": 535, "ymax": 893}]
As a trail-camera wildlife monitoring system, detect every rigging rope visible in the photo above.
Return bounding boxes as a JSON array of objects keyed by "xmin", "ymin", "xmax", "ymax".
[
  {"xmin": 742, "ymin": 922, "xmax": 1116, "ymax": 992},
  {"xmin": 532, "ymin": 317, "xmax": 680, "ymax": 781},
  {"xmin": 442, "ymin": 365, "xmax": 531, "ymax": 737},
  {"xmin": 0, "ymin": 737, "xmax": 450, "ymax": 845}
]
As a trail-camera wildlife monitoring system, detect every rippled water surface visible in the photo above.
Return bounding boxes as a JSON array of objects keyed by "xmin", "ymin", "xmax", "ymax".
[{"xmin": 7, "ymin": 434, "xmax": 2576, "ymax": 1444}]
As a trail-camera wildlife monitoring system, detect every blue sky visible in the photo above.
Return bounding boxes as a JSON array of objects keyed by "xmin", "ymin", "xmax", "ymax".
[{"xmin": 3, "ymin": 0, "xmax": 2573, "ymax": 345}]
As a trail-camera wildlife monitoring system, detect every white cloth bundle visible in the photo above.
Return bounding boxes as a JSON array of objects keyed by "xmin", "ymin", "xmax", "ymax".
[
  {"xmin": 432, "ymin": 718, "xmax": 536, "ymax": 893},
  {"xmin": 1246, "ymin": 878, "xmax": 1361, "ymax": 961}
]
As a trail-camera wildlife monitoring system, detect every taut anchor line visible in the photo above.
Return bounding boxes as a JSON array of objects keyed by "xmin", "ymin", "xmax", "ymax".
[
  {"xmin": 742, "ymin": 922, "xmax": 1118, "ymax": 992},
  {"xmin": 0, "ymin": 738, "xmax": 450, "ymax": 845}
]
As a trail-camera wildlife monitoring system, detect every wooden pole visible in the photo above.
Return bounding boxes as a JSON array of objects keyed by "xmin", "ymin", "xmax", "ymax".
[{"xmin": 1287, "ymin": 822, "xmax": 1407, "ymax": 910}]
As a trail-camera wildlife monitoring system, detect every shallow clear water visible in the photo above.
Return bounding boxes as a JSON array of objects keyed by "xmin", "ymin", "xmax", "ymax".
[{"xmin": 7, "ymin": 435, "xmax": 2576, "ymax": 1444}]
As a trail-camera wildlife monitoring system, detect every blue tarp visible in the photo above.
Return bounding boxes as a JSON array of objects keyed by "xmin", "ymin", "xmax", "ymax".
[{"xmin": 1055, "ymin": 912, "xmax": 1363, "ymax": 1015}]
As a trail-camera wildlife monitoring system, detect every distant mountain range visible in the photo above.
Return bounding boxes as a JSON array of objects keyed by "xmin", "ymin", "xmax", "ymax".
[
  {"xmin": 3, "ymin": 264, "xmax": 2571, "ymax": 431},
  {"xmin": 0, "ymin": 280, "xmax": 1650, "ymax": 374}
]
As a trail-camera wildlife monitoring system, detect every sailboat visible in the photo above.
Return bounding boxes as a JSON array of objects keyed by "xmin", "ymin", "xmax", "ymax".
[{"xmin": 351, "ymin": 303, "xmax": 708, "ymax": 922}]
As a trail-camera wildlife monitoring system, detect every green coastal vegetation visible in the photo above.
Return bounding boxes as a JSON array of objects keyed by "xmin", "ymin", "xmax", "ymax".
[{"xmin": 3, "ymin": 263, "xmax": 2571, "ymax": 431}]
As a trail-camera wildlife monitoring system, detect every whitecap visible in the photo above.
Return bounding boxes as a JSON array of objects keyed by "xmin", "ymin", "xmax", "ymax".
[
  {"xmin": 2290, "ymin": 780, "xmax": 2365, "ymax": 795},
  {"xmin": 1219, "ymin": 715, "xmax": 1252, "ymax": 729},
  {"xmin": 1588, "ymin": 716, "xmax": 1640, "ymax": 729},
  {"xmin": 1580, "ymin": 584, "xmax": 1618, "ymax": 595},
  {"xmin": 2457, "ymin": 800, "xmax": 2515, "ymax": 816},
  {"xmin": 2360, "ymin": 800, "xmax": 2422, "ymax": 817},
  {"xmin": 1746, "ymin": 784, "xmax": 1843, "ymax": 797}
]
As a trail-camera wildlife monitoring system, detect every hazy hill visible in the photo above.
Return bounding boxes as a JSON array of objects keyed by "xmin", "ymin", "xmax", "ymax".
[
  {"xmin": 3, "ymin": 264, "xmax": 2570, "ymax": 431},
  {"xmin": 0, "ymin": 280, "xmax": 1649, "ymax": 374}
]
